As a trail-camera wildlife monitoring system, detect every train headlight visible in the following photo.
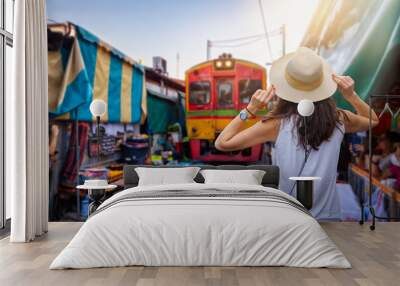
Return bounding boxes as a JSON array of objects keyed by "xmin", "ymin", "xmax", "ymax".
[{"xmin": 214, "ymin": 59, "xmax": 234, "ymax": 70}]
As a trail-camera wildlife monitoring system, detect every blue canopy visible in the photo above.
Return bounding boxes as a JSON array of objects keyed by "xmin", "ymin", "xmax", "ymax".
[{"xmin": 48, "ymin": 22, "xmax": 146, "ymax": 123}]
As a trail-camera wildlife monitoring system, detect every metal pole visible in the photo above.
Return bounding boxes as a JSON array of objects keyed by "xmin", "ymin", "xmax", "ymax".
[
  {"xmin": 96, "ymin": 116, "xmax": 100, "ymax": 163},
  {"xmin": 281, "ymin": 24, "xmax": 286, "ymax": 56},
  {"xmin": 74, "ymin": 114, "xmax": 80, "ymax": 218},
  {"xmin": 206, "ymin": 40, "xmax": 211, "ymax": 60},
  {"xmin": 368, "ymin": 95, "xmax": 375, "ymax": 230}
]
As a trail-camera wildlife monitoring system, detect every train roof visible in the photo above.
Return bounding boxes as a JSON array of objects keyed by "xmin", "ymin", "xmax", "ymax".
[{"xmin": 185, "ymin": 58, "xmax": 266, "ymax": 75}]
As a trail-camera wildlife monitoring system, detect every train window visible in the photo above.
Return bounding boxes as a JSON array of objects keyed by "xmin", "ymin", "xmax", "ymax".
[
  {"xmin": 189, "ymin": 81, "xmax": 211, "ymax": 105},
  {"xmin": 217, "ymin": 79, "xmax": 234, "ymax": 108},
  {"xmin": 239, "ymin": 79, "xmax": 262, "ymax": 104}
]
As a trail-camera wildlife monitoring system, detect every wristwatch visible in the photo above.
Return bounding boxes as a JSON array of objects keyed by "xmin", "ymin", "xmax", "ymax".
[{"xmin": 239, "ymin": 108, "xmax": 256, "ymax": 121}]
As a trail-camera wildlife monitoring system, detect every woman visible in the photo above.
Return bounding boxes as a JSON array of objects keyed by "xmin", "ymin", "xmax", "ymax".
[{"xmin": 215, "ymin": 47, "xmax": 379, "ymax": 220}]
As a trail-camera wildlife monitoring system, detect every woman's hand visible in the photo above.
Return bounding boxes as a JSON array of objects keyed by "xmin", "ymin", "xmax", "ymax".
[
  {"xmin": 332, "ymin": 74, "xmax": 356, "ymax": 101},
  {"xmin": 333, "ymin": 74, "xmax": 379, "ymax": 132},
  {"xmin": 247, "ymin": 86, "xmax": 276, "ymax": 114}
]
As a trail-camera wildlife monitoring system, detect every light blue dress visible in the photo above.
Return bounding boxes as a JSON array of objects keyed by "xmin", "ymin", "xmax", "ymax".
[{"xmin": 272, "ymin": 116, "xmax": 345, "ymax": 220}]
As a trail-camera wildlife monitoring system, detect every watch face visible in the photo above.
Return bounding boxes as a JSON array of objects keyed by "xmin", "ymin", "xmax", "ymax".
[{"xmin": 239, "ymin": 110, "xmax": 247, "ymax": 121}]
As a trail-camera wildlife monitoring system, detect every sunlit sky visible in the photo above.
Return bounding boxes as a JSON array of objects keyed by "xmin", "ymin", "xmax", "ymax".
[{"xmin": 47, "ymin": 0, "xmax": 318, "ymax": 79}]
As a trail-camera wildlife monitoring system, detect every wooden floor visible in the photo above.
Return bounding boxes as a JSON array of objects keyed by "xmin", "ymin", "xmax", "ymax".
[{"xmin": 0, "ymin": 222, "xmax": 399, "ymax": 286}]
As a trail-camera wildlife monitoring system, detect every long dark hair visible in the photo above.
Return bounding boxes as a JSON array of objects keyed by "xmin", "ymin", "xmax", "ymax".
[{"xmin": 264, "ymin": 98, "xmax": 344, "ymax": 150}]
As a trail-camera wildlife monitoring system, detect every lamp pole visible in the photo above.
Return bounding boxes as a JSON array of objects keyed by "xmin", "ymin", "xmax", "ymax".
[
  {"xmin": 89, "ymin": 99, "xmax": 107, "ymax": 164},
  {"xmin": 96, "ymin": 115, "xmax": 101, "ymax": 162}
]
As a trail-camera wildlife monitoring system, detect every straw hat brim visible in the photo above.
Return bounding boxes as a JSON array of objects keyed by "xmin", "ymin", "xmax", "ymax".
[{"xmin": 270, "ymin": 51, "xmax": 337, "ymax": 103}]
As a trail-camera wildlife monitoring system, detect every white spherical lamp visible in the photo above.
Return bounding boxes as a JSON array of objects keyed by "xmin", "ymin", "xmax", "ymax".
[
  {"xmin": 89, "ymin": 99, "xmax": 107, "ymax": 162},
  {"xmin": 89, "ymin": 99, "xmax": 107, "ymax": 117},
  {"xmin": 297, "ymin": 99, "xmax": 314, "ymax": 117}
]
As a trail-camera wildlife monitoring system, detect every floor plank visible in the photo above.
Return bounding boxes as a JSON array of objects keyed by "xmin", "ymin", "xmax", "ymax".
[{"xmin": 0, "ymin": 222, "xmax": 399, "ymax": 286}]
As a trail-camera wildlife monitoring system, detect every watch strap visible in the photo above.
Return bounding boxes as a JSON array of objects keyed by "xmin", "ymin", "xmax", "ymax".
[{"xmin": 245, "ymin": 107, "xmax": 256, "ymax": 119}]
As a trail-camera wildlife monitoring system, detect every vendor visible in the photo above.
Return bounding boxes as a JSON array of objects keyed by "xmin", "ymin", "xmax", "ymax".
[
  {"xmin": 215, "ymin": 47, "xmax": 379, "ymax": 220},
  {"xmin": 370, "ymin": 131, "xmax": 400, "ymax": 177}
]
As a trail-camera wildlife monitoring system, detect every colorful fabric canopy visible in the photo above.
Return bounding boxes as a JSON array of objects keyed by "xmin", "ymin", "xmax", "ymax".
[
  {"xmin": 301, "ymin": 0, "xmax": 400, "ymax": 109},
  {"xmin": 48, "ymin": 23, "xmax": 146, "ymax": 123},
  {"xmin": 147, "ymin": 92, "xmax": 185, "ymax": 134}
]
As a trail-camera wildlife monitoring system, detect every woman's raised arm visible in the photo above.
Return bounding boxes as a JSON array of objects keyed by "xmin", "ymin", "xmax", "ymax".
[
  {"xmin": 215, "ymin": 87, "xmax": 280, "ymax": 151},
  {"xmin": 332, "ymin": 75, "xmax": 379, "ymax": 133}
]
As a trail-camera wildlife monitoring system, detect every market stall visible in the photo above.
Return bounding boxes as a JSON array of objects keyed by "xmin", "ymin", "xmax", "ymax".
[
  {"xmin": 348, "ymin": 164, "xmax": 400, "ymax": 220},
  {"xmin": 47, "ymin": 22, "xmax": 148, "ymax": 220},
  {"xmin": 302, "ymin": 0, "xmax": 400, "ymax": 226},
  {"xmin": 144, "ymin": 65, "xmax": 186, "ymax": 164},
  {"xmin": 146, "ymin": 91, "xmax": 186, "ymax": 164}
]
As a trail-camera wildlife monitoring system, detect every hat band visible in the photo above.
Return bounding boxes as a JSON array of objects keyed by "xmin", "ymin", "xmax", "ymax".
[{"xmin": 284, "ymin": 69, "xmax": 323, "ymax": 91}]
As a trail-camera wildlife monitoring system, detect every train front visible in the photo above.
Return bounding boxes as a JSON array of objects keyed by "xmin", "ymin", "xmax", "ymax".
[{"xmin": 185, "ymin": 54, "xmax": 267, "ymax": 163}]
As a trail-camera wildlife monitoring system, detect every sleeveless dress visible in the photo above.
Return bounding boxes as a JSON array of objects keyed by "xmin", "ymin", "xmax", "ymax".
[{"xmin": 272, "ymin": 116, "xmax": 344, "ymax": 220}]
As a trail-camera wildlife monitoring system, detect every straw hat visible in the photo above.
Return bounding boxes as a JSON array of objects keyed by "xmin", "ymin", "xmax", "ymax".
[{"xmin": 270, "ymin": 47, "xmax": 337, "ymax": 103}]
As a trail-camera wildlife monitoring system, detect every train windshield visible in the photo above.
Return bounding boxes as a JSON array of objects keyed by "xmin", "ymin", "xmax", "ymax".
[
  {"xmin": 239, "ymin": 79, "xmax": 262, "ymax": 104},
  {"xmin": 189, "ymin": 81, "xmax": 211, "ymax": 105},
  {"xmin": 217, "ymin": 79, "xmax": 234, "ymax": 108}
]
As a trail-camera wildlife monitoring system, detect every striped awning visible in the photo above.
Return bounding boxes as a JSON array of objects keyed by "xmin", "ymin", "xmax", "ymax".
[{"xmin": 48, "ymin": 22, "xmax": 146, "ymax": 124}]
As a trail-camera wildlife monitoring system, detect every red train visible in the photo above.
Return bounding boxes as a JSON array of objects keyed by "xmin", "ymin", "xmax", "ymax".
[{"xmin": 185, "ymin": 54, "xmax": 267, "ymax": 162}]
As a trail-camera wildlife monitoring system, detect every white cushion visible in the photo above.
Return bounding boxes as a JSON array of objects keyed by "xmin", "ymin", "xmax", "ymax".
[
  {"xmin": 200, "ymin": 169, "xmax": 266, "ymax": 185},
  {"xmin": 135, "ymin": 167, "xmax": 201, "ymax": 186}
]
